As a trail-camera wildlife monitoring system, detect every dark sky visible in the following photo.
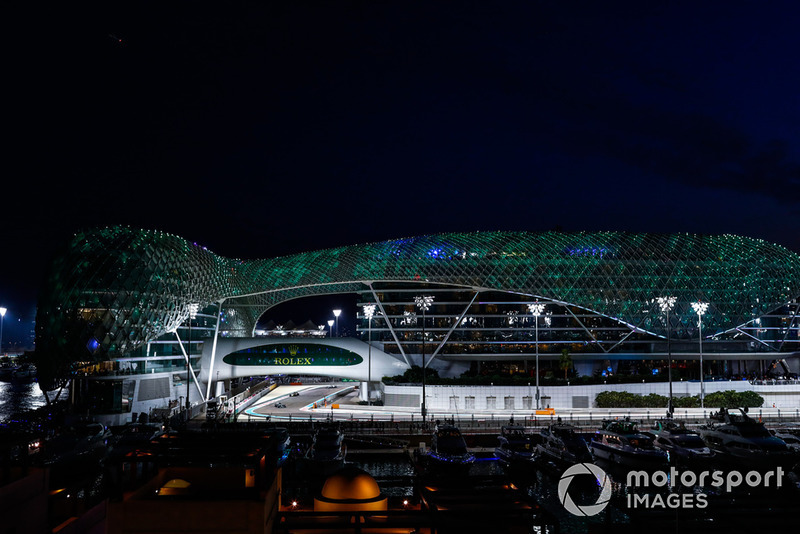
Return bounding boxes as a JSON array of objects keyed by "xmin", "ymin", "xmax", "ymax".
[{"xmin": 3, "ymin": 0, "xmax": 800, "ymax": 338}]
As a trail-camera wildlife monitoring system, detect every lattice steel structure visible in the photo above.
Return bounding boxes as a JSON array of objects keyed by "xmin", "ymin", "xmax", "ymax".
[{"xmin": 36, "ymin": 226, "xmax": 800, "ymax": 368}]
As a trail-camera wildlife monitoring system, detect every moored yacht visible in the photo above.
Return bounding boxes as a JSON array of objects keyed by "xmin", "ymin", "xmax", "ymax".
[
  {"xmin": 590, "ymin": 418, "xmax": 667, "ymax": 467},
  {"xmin": 419, "ymin": 423, "xmax": 476, "ymax": 475},
  {"xmin": 108, "ymin": 422, "xmax": 163, "ymax": 460},
  {"xmin": 537, "ymin": 422, "xmax": 593, "ymax": 466},
  {"xmin": 43, "ymin": 422, "xmax": 112, "ymax": 481},
  {"xmin": 697, "ymin": 408, "xmax": 797, "ymax": 469},
  {"xmin": 651, "ymin": 418, "xmax": 714, "ymax": 465},
  {"xmin": 306, "ymin": 424, "xmax": 346, "ymax": 475},
  {"xmin": 0, "ymin": 359, "xmax": 18, "ymax": 381},
  {"xmin": 10, "ymin": 363, "xmax": 37, "ymax": 383},
  {"xmin": 770, "ymin": 426, "xmax": 800, "ymax": 453},
  {"xmin": 495, "ymin": 425, "xmax": 536, "ymax": 467}
]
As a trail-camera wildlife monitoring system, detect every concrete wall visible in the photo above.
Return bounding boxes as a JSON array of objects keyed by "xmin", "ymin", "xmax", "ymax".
[{"xmin": 384, "ymin": 380, "xmax": 800, "ymax": 410}]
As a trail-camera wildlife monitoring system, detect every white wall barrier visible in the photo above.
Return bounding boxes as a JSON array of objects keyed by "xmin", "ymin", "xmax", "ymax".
[{"xmin": 383, "ymin": 380, "xmax": 800, "ymax": 410}]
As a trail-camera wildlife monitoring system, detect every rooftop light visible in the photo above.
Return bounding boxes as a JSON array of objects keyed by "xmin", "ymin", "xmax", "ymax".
[
  {"xmin": 527, "ymin": 302, "xmax": 545, "ymax": 316},
  {"xmin": 691, "ymin": 301, "xmax": 709, "ymax": 316},
  {"xmin": 656, "ymin": 296, "xmax": 676, "ymax": 313},
  {"xmin": 414, "ymin": 295, "xmax": 434, "ymax": 311}
]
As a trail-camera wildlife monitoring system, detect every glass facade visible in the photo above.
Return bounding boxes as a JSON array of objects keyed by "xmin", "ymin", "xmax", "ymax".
[{"xmin": 355, "ymin": 285, "xmax": 800, "ymax": 358}]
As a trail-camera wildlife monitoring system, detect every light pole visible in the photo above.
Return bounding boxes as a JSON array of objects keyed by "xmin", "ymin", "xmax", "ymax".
[
  {"xmin": 187, "ymin": 304, "xmax": 199, "ymax": 413},
  {"xmin": 0, "ymin": 307, "xmax": 6, "ymax": 357},
  {"xmin": 333, "ymin": 309, "xmax": 342, "ymax": 337},
  {"xmin": 527, "ymin": 302, "xmax": 545, "ymax": 409},
  {"xmin": 528, "ymin": 382, "xmax": 531, "ymax": 410},
  {"xmin": 691, "ymin": 301, "xmax": 709, "ymax": 409},
  {"xmin": 327, "ymin": 320, "xmax": 334, "ymax": 338},
  {"xmin": 415, "ymin": 295, "xmax": 434, "ymax": 423},
  {"xmin": 364, "ymin": 304, "xmax": 376, "ymax": 406},
  {"xmin": 657, "ymin": 296, "xmax": 677, "ymax": 414}
]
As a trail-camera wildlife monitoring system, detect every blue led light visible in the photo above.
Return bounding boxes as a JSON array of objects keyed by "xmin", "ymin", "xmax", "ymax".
[
  {"xmin": 86, "ymin": 338, "xmax": 100, "ymax": 353},
  {"xmin": 565, "ymin": 246, "xmax": 611, "ymax": 258}
]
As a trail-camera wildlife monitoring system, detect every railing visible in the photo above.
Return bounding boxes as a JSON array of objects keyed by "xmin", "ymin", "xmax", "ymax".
[
  {"xmin": 750, "ymin": 379, "xmax": 800, "ymax": 386},
  {"xmin": 237, "ymin": 407, "xmax": 800, "ymax": 437}
]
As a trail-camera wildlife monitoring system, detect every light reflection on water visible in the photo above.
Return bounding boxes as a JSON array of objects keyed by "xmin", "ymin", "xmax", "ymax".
[
  {"xmin": 524, "ymin": 460, "xmax": 631, "ymax": 533},
  {"xmin": 347, "ymin": 455, "xmax": 415, "ymax": 476},
  {"xmin": 345, "ymin": 454, "xmax": 416, "ymax": 496},
  {"xmin": 0, "ymin": 381, "xmax": 48, "ymax": 421}
]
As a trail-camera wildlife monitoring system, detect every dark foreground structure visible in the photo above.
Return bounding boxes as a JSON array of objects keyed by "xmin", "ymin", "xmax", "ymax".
[{"xmin": 1, "ymin": 419, "xmax": 557, "ymax": 534}]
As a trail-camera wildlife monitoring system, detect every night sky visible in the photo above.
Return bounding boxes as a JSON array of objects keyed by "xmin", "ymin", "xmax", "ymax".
[{"xmin": 3, "ymin": 0, "xmax": 800, "ymax": 343}]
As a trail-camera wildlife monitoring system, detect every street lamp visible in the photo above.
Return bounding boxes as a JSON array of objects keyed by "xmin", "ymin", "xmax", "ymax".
[
  {"xmin": 327, "ymin": 320, "xmax": 334, "ymax": 338},
  {"xmin": 414, "ymin": 295, "xmax": 434, "ymax": 422},
  {"xmin": 333, "ymin": 309, "xmax": 342, "ymax": 337},
  {"xmin": 364, "ymin": 304, "xmax": 376, "ymax": 406},
  {"xmin": 691, "ymin": 301, "xmax": 709, "ymax": 409},
  {"xmin": 0, "ymin": 307, "xmax": 6, "ymax": 356},
  {"xmin": 527, "ymin": 302, "xmax": 545, "ymax": 409},
  {"xmin": 656, "ymin": 296, "xmax": 677, "ymax": 414},
  {"xmin": 187, "ymin": 303, "xmax": 199, "ymax": 412}
]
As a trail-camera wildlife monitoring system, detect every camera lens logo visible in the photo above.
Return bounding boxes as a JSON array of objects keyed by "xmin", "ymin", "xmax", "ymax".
[{"xmin": 558, "ymin": 463, "xmax": 612, "ymax": 516}]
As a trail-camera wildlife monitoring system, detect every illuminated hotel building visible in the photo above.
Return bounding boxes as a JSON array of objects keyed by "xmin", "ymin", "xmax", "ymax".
[{"xmin": 34, "ymin": 227, "xmax": 800, "ymax": 419}]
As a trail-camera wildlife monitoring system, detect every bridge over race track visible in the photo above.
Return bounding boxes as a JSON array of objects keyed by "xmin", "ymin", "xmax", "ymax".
[{"xmin": 197, "ymin": 337, "xmax": 408, "ymax": 384}]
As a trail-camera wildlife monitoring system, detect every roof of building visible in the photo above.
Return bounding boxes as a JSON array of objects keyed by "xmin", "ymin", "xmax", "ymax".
[{"xmin": 36, "ymin": 226, "xmax": 800, "ymax": 359}]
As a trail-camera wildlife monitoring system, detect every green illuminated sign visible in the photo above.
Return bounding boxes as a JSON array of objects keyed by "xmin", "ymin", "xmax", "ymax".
[{"xmin": 222, "ymin": 343, "xmax": 363, "ymax": 367}]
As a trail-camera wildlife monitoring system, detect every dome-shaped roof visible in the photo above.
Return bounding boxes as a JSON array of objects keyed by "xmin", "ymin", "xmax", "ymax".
[{"xmin": 320, "ymin": 466, "xmax": 381, "ymax": 501}]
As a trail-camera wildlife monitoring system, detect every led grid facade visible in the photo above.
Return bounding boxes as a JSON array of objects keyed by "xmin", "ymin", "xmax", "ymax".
[{"xmin": 36, "ymin": 226, "xmax": 800, "ymax": 367}]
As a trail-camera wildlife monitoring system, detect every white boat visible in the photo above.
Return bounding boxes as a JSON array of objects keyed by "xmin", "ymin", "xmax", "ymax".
[{"xmin": 590, "ymin": 418, "xmax": 668, "ymax": 467}]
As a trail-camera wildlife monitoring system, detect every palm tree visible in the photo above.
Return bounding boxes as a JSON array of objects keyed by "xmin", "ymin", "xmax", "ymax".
[{"xmin": 559, "ymin": 348, "xmax": 572, "ymax": 380}]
